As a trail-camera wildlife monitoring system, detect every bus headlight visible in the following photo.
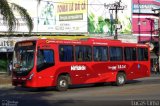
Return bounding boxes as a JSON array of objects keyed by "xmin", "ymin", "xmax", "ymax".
[{"xmin": 28, "ymin": 73, "xmax": 34, "ymax": 80}]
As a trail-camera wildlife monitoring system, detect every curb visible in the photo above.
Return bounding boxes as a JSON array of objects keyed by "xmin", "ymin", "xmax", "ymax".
[
  {"xmin": 0, "ymin": 84, "xmax": 12, "ymax": 89},
  {"xmin": 137, "ymin": 76, "xmax": 160, "ymax": 80}
]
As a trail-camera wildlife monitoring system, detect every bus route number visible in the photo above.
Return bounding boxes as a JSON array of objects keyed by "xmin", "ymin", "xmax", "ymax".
[{"xmin": 117, "ymin": 65, "xmax": 126, "ymax": 69}]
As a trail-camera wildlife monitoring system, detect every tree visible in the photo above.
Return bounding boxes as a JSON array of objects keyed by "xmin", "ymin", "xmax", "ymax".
[
  {"xmin": 0, "ymin": 0, "xmax": 33, "ymax": 33},
  {"xmin": 88, "ymin": 13, "xmax": 96, "ymax": 33},
  {"xmin": 96, "ymin": 16, "xmax": 107, "ymax": 33}
]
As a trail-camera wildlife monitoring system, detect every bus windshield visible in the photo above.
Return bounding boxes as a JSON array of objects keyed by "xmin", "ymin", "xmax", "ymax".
[{"xmin": 13, "ymin": 41, "xmax": 36, "ymax": 76}]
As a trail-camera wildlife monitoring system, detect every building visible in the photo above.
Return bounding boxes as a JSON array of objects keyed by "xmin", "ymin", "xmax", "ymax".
[{"xmin": 132, "ymin": 0, "xmax": 160, "ymax": 71}]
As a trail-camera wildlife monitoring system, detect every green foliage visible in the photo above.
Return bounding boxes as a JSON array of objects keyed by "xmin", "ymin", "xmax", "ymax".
[
  {"xmin": 88, "ymin": 13, "xmax": 96, "ymax": 33},
  {"xmin": 120, "ymin": 16, "xmax": 132, "ymax": 34},
  {"xmin": 0, "ymin": 59, "xmax": 7, "ymax": 72},
  {"xmin": 0, "ymin": 0, "xmax": 33, "ymax": 33},
  {"xmin": 0, "ymin": 0, "xmax": 17, "ymax": 33},
  {"xmin": 88, "ymin": 13, "xmax": 115, "ymax": 35},
  {"xmin": 11, "ymin": 3, "xmax": 33, "ymax": 33},
  {"xmin": 88, "ymin": 13, "xmax": 132, "ymax": 35},
  {"xmin": 105, "ymin": 18, "xmax": 115, "ymax": 35},
  {"xmin": 95, "ymin": 16, "xmax": 106, "ymax": 33}
]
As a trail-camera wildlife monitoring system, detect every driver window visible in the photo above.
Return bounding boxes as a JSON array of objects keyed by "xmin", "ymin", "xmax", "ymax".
[{"xmin": 37, "ymin": 49, "xmax": 54, "ymax": 72}]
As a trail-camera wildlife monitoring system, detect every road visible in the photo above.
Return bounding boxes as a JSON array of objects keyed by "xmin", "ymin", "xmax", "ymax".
[{"xmin": 0, "ymin": 75, "xmax": 160, "ymax": 106}]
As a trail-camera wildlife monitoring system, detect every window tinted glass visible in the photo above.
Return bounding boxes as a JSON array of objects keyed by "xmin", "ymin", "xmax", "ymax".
[
  {"xmin": 93, "ymin": 46, "xmax": 108, "ymax": 61},
  {"xmin": 110, "ymin": 47, "xmax": 123, "ymax": 61},
  {"xmin": 37, "ymin": 50, "xmax": 54, "ymax": 72},
  {"xmin": 59, "ymin": 45, "xmax": 74, "ymax": 62},
  {"xmin": 137, "ymin": 48, "xmax": 148, "ymax": 61},
  {"xmin": 75, "ymin": 46, "xmax": 92, "ymax": 62},
  {"xmin": 124, "ymin": 47, "xmax": 137, "ymax": 61}
]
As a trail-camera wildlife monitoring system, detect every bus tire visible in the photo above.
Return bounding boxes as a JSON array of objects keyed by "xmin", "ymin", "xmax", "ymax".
[
  {"xmin": 56, "ymin": 75, "xmax": 69, "ymax": 91},
  {"xmin": 115, "ymin": 72, "xmax": 126, "ymax": 86}
]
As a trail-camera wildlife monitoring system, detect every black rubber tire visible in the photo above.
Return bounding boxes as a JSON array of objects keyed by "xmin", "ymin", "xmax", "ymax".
[
  {"xmin": 56, "ymin": 75, "xmax": 69, "ymax": 91},
  {"xmin": 115, "ymin": 72, "xmax": 126, "ymax": 86}
]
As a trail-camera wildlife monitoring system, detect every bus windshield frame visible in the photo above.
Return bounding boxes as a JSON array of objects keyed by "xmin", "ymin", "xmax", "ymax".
[{"xmin": 13, "ymin": 41, "xmax": 36, "ymax": 76}]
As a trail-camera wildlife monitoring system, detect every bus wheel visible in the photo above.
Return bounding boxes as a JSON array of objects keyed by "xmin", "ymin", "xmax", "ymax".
[
  {"xmin": 115, "ymin": 72, "xmax": 126, "ymax": 86},
  {"xmin": 56, "ymin": 75, "xmax": 69, "ymax": 91}
]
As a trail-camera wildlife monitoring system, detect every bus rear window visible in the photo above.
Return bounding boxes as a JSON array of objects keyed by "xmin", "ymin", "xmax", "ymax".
[{"xmin": 137, "ymin": 48, "xmax": 148, "ymax": 61}]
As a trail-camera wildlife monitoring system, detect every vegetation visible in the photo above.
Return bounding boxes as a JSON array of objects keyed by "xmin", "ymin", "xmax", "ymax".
[
  {"xmin": 120, "ymin": 16, "xmax": 132, "ymax": 34},
  {"xmin": 0, "ymin": 0, "xmax": 33, "ymax": 33},
  {"xmin": 88, "ymin": 13, "xmax": 132, "ymax": 35},
  {"xmin": 88, "ymin": 13, "xmax": 115, "ymax": 35},
  {"xmin": 0, "ymin": 54, "xmax": 7, "ymax": 72}
]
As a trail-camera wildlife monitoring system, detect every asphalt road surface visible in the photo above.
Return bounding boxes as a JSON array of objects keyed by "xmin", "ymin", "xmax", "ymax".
[{"xmin": 0, "ymin": 75, "xmax": 160, "ymax": 106}]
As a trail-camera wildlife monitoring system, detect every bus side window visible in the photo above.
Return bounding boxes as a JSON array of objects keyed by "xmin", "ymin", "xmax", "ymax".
[
  {"xmin": 37, "ymin": 50, "xmax": 44, "ymax": 66},
  {"xmin": 84, "ymin": 46, "xmax": 92, "ymax": 61},
  {"xmin": 109, "ymin": 47, "xmax": 123, "ymax": 61},
  {"xmin": 37, "ymin": 50, "xmax": 54, "ymax": 72},
  {"xmin": 76, "ymin": 46, "xmax": 92, "ymax": 62},
  {"xmin": 59, "ymin": 45, "xmax": 74, "ymax": 62},
  {"xmin": 124, "ymin": 47, "xmax": 137, "ymax": 61},
  {"xmin": 78, "ymin": 51, "xmax": 83, "ymax": 61},
  {"xmin": 76, "ymin": 46, "xmax": 83, "ymax": 62},
  {"xmin": 60, "ymin": 47, "xmax": 65, "ymax": 61},
  {"xmin": 93, "ymin": 46, "xmax": 108, "ymax": 61}
]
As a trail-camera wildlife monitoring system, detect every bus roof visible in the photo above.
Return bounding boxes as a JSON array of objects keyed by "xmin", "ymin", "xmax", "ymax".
[{"xmin": 16, "ymin": 37, "xmax": 149, "ymax": 48}]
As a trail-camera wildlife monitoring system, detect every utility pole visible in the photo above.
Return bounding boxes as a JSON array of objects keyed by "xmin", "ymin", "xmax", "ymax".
[{"xmin": 104, "ymin": 0, "xmax": 126, "ymax": 39}]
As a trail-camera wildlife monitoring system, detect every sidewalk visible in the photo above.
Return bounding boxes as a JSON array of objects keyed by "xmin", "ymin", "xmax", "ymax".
[
  {"xmin": 150, "ymin": 73, "xmax": 160, "ymax": 77},
  {"xmin": 0, "ymin": 74, "xmax": 11, "ymax": 85},
  {"xmin": 133, "ymin": 73, "xmax": 160, "ymax": 81}
]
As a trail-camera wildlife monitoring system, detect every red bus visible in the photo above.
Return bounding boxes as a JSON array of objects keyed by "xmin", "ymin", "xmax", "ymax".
[{"xmin": 12, "ymin": 38, "xmax": 150, "ymax": 91}]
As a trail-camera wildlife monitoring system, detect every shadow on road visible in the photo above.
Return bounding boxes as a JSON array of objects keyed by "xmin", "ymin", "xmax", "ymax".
[
  {"xmin": 126, "ymin": 80, "xmax": 142, "ymax": 85},
  {"xmin": 14, "ymin": 86, "xmax": 57, "ymax": 92},
  {"xmin": 0, "ymin": 78, "xmax": 158, "ymax": 106},
  {"xmin": 0, "ymin": 86, "xmax": 130, "ymax": 106},
  {"xmin": 7, "ymin": 80, "xmax": 143, "ymax": 92}
]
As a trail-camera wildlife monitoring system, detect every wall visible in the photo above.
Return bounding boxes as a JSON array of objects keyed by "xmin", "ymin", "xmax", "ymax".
[{"xmin": 132, "ymin": 0, "xmax": 160, "ymax": 42}]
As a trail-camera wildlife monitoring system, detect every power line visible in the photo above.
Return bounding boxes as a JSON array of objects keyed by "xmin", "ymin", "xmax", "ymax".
[{"xmin": 14, "ymin": 0, "xmax": 105, "ymax": 6}]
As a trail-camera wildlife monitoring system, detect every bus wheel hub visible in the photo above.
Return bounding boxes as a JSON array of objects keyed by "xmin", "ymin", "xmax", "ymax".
[
  {"xmin": 118, "ymin": 76, "xmax": 124, "ymax": 84},
  {"xmin": 60, "ymin": 80, "xmax": 66, "ymax": 87}
]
